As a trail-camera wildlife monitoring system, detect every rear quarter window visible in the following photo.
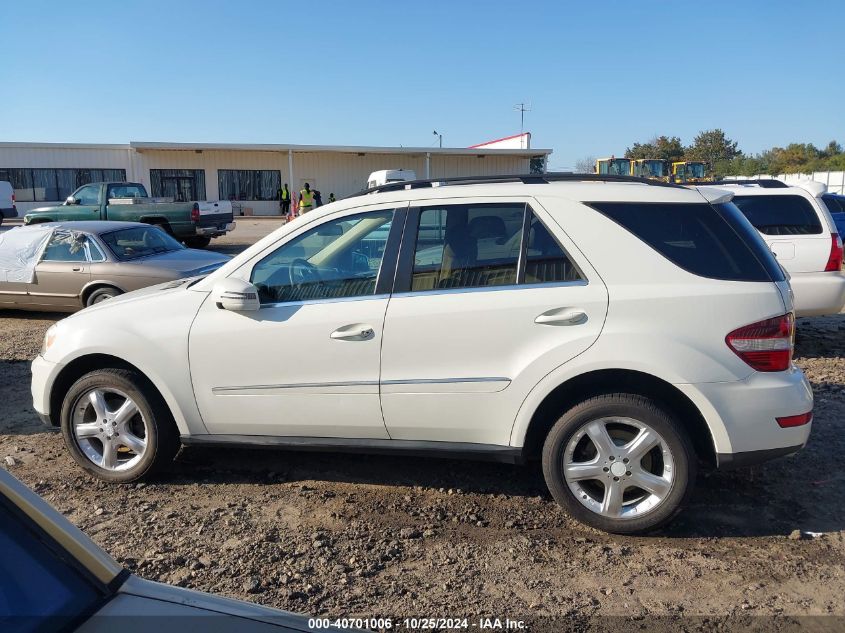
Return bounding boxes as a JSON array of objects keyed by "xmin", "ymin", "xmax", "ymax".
[
  {"xmin": 588, "ymin": 201, "xmax": 784, "ymax": 282},
  {"xmin": 732, "ymin": 194, "xmax": 822, "ymax": 235}
]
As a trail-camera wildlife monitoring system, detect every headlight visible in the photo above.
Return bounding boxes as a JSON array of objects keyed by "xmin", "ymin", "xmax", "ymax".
[{"xmin": 41, "ymin": 325, "xmax": 58, "ymax": 356}]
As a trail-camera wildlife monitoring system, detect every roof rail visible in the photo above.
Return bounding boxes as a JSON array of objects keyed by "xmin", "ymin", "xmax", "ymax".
[
  {"xmin": 350, "ymin": 172, "xmax": 682, "ymax": 197},
  {"xmin": 690, "ymin": 179, "xmax": 788, "ymax": 189}
]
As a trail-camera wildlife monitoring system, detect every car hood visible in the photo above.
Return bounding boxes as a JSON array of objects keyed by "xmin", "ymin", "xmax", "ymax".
[{"xmin": 118, "ymin": 249, "xmax": 230, "ymax": 275}]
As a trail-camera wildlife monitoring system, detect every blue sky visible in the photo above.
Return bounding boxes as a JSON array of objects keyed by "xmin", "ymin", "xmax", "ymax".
[{"xmin": 3, "ymin": 0, "xmax": 843, "ymax": 169}]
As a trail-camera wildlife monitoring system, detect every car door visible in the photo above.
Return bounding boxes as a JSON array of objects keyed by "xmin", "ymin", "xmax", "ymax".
[
  {"xmin": 27, "ymin": 232, "xmax": 93, "ymax": 309},
  {"xmin": 66, "ymin": 184, "xmax": 102, "ymax": 220},
  {"xmin": 379, "ymin": 198, "xmax": 608, "ymax": 446},
  {"xmin": 188, "ymin": 204, "xmax": 405, "ymax": 438}
]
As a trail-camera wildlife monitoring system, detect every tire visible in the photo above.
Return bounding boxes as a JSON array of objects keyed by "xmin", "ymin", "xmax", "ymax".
[
  {"xmin": 183, "ymin": 236, "xmax": 212, "ymax": 249},
  {"xmin": 541, "ymin": 393, "xmax": 696, "ymax": 534},
  {"xmin": 60, "ymin": 368, "xmax": 180, "ymax": 483},
  {"xmin": 85, "ymin": 286, "xmax": 122, "ymax": 307}
]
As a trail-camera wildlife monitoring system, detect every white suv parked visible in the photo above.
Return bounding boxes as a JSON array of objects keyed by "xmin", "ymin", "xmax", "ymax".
[
  {"xmin": 31, "ymin": 174, "xmax": 814, "ymax": 534},
  {"xmin": 701, "ymin": 180, "xmax": 845, "ymax": 316}
]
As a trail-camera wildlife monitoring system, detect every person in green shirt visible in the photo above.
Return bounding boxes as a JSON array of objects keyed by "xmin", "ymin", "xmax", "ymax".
[
  {"xmin": 299, "ymin": 183, "xmax": 314, "ymax": 214},
  {"xmin": 279, "ymin": 183, "xmax": 291, "ymax": 216}
]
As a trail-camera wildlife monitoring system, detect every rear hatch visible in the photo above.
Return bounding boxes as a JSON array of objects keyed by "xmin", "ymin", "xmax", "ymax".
[{"xmin": 731, "ymin": 192, "xmax": 833, "ymax": 273}]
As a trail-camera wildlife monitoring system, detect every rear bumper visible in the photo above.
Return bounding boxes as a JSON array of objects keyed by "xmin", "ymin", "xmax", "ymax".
[
  {"xmin": 789, "ymin": 271, "xmax": 845, "ymax": 316},
  {"xmin": 1, "ymin": 206, "xmax": 16, "ymax": 219},
  {"xmin": 717, "ymin": 444, "xmax": 805, "ymax": 469},
  {"xmin": 196, "ymin": 221, "xmax": 236, "ymax": 237},
  {"xmin": 677, "ymin": 366, "xmax": 813, "ymax": 465}
]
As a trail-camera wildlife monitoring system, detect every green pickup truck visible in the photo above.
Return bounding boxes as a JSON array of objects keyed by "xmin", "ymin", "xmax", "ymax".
[{"xmin": 23, "ymin": 182, "xmax": 235, "ymax": 248}]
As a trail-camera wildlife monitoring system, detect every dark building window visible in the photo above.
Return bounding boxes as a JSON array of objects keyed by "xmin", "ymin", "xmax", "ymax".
[
  {"xmin": 150, "ymin": 169, "xmax": 206, "ymax": 201},
  {"xmin": 218, "ymin": 169, "xmax": 281, "ymax": 201},
  {"xmin": 529, "ymin": 155, "xmax": 546, "ymax": 174},
  {"xmin": 0, "ymin": 168, "xmax": 127, "ymax": 202}
]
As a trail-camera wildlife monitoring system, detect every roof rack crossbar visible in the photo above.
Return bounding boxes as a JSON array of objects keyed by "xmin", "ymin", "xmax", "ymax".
[{"xmin": 350, "ymin": 172, "xmax": 682, "ymax": 197}]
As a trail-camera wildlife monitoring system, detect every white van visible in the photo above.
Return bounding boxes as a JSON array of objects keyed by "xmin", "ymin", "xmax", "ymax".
[
  {"xmin": 0, "ymin": 181, "xmax": 16, "ymax": 225},
  {"xmin": 366, "ymin": 169, "xmax": 416, "ymax": 190}
]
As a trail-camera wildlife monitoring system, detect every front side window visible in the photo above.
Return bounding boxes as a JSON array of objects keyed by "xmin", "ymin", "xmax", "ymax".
[
  {"xmin": 73, "ymin": 185, "xmax": 100, "ymax": 206},
  {"xmin": 732, "ymin": 194, "xmax": 823, "ymax": 236},
  {"xmin": 100, "ymin": 226, "xmax": 185, "ymax": 261},
  {"xmin": 251, "ymin": 210, "xmax": 394, "ymax": 304},
  {"xmin": 0, "ymin": 504, "xmax": 104, "ymax": 623},
  {"xmin": 411, "ymin": 203, "xmax": 524, "ymax": 291}
]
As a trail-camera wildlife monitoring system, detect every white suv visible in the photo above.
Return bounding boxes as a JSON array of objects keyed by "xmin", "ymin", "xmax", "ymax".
[
  {"xmin": 31, "ymin": 174, "xmax": 813, "ymax": 534},
  {"xmin": 702, "ymin": 180, "xmax": 845, "ymax": 316}
]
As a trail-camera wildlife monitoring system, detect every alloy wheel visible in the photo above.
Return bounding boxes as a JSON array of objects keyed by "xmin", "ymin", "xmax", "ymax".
[
  {"xmin": 71, "ymin": 387, "xmax": 149, "ymax": 472},
  {"xmin": 563, "ymin": 416, "xmax": 675, "ymax": 519}
]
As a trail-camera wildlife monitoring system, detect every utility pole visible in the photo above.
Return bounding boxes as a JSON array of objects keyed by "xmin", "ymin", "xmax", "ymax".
[
  {"xmin": 514, "ymin": 102, "xmax": 531, "ymax": 137},
  {"xmin": 432, "ymin": 130, "xmax": 442, "ymax": 148}
]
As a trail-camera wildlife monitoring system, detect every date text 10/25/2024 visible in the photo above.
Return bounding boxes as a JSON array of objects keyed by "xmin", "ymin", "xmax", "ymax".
[{"xmin": 307, "ymin": 617, "xmax": 527, "ymax": 630}]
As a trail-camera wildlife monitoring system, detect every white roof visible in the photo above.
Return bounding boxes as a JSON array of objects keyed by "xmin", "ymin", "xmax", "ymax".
[{"xmin": 128, "ymin": 141, "xmax": 551, "ymax": 157}]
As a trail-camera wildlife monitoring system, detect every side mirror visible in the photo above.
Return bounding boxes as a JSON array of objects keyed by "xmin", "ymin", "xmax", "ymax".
[
  {"xmin": 65, "ymin": 196, "xmax": 77, "ymax": 205},
  {"xmin": 212, "ymin": 278, "xmax": 260, "ymax": 312}
]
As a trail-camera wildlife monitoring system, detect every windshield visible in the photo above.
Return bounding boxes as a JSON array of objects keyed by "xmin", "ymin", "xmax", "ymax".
[
  {"xmin": 598, "ymin": 159, "xmax": 631, "ymax": 175},
  {"xmin": 688, "ymin": 163, "xmax": 706, "ymax": 178},
  {"xmin": 100, "ymin": 226, "xmax": 185, "ymax": 260},
  {"xmin": 0, "ymin": 503, "xmax": 104, "ymax": 624},
  {"xmin": 635, "ymin": 161, "xmax": 666, "ymax": 177}
]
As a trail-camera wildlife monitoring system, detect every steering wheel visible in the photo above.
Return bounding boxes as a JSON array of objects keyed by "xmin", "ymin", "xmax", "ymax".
[{"xmin": 288, "ymin": 258, "xmax": 321, "ymax": 288}]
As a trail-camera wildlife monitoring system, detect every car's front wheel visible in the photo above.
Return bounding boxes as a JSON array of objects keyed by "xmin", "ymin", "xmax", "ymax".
[
  {"xmin": 542, "ymin": 394, "xmax": 695, "ymax": 534},
  {"xmin": 60, "ymin": 369, "xmax": 179, "ymax": 482}
]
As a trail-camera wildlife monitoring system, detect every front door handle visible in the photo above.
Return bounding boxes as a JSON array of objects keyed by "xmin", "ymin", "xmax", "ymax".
[
  {"xmin": 535, "ymin": 308, "xmax": 587, "ymax": 326},
  {"xmin": 330, "ymin": 324, "xmax": 375, "ymax": 341}
]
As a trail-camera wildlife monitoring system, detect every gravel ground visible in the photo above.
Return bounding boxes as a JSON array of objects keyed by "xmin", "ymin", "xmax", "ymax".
[{"xmin": 1, "ymin": 223, "xmax": 843, "ymax": 631}]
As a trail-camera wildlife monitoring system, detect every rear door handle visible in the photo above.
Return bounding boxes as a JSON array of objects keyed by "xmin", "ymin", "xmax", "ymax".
[
  {"xmin": 535, "ymin": 308, "xmax": 587, "ymax": 326},
  {"xmin": 72, "ymin": 266, "xmax": 84, "ymax": 272},
  {"xmin": 330, "ymin": 324, "xmax": 375, "ymax": 341}
]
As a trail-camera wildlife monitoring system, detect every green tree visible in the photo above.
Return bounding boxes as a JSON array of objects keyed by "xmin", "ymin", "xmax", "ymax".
[
  {"xmin": 625, "ymin": 136, "xmax": 684, "ymax": 163},
  {"xmin": 685, "ymin": 129, "xmax": 742, "ymax": 166}
]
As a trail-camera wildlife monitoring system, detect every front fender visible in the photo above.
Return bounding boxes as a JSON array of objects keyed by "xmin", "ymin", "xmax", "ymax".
[{"xmin": 43, "ymin": 288, "xmax": 208, "ymax": 436}]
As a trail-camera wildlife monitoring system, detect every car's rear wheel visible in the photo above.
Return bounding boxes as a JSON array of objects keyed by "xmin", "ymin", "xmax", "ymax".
[
  {"xmin": 184, "ymin": 236, "xmax": 211, "ymax": 249},
  {"xmin": 85, "ymin": 286, "xmax": 122, "ymax": 306},
  {"xmin": 60, "ymin": 369, "xmax": 179, "ymax": 482},
  {"xmin": 542, "ymin": 394, "xmax": 695, "ymax": 534}
]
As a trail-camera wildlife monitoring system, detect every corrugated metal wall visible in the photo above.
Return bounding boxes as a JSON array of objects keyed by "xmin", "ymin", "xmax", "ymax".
[{"xmin": 0, "ymin": 145, "xmax": 533, "ymax": 215}]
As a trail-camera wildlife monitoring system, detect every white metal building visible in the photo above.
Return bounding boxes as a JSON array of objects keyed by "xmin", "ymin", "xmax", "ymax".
[{"xmin": 0, "ymin": 140, "xmax": 552, "ymax": 215}]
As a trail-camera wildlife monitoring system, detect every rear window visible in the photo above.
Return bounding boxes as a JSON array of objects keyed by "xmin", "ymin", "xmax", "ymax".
[
  {"xmin": 822, "ymin": 195, "xmax": 845, "ymax": 214},
  {"xmin": 589, "ymin": 201, "xmax": 784, "ymax": 282},
  {"xmin": 732, "ymin": 194, "xmax": 822, "ymax": 235}
]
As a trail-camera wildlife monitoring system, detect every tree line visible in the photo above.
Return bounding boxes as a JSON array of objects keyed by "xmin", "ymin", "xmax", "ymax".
[{"xmin": 577, "ymin": 130, "xmax": 845, "ymax": 176}]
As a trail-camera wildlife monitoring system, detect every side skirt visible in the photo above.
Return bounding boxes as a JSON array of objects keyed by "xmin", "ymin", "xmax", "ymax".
[{"xmin": 180, "ymin": 435, "xmax": 525, "ymax": 464}]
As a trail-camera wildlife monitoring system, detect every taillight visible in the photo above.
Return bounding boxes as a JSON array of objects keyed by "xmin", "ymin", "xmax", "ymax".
[
  {"xmin": 776, "ymin": 411, "xmax": 812, "ymax": 428},
  {"xmin": 824, "ymin": 233, "xmax": 843, "ymax": 271},
  {"xmin": 191, "ymin": 203, "xmax": 200, "ymax": 223},
  {"xmin": 726, "ymin": 313, "xmax": 794, "ymax": 372},
  {"xmin": 11, "ymin": 192, "xmax": 15, "ymax": 203}
]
